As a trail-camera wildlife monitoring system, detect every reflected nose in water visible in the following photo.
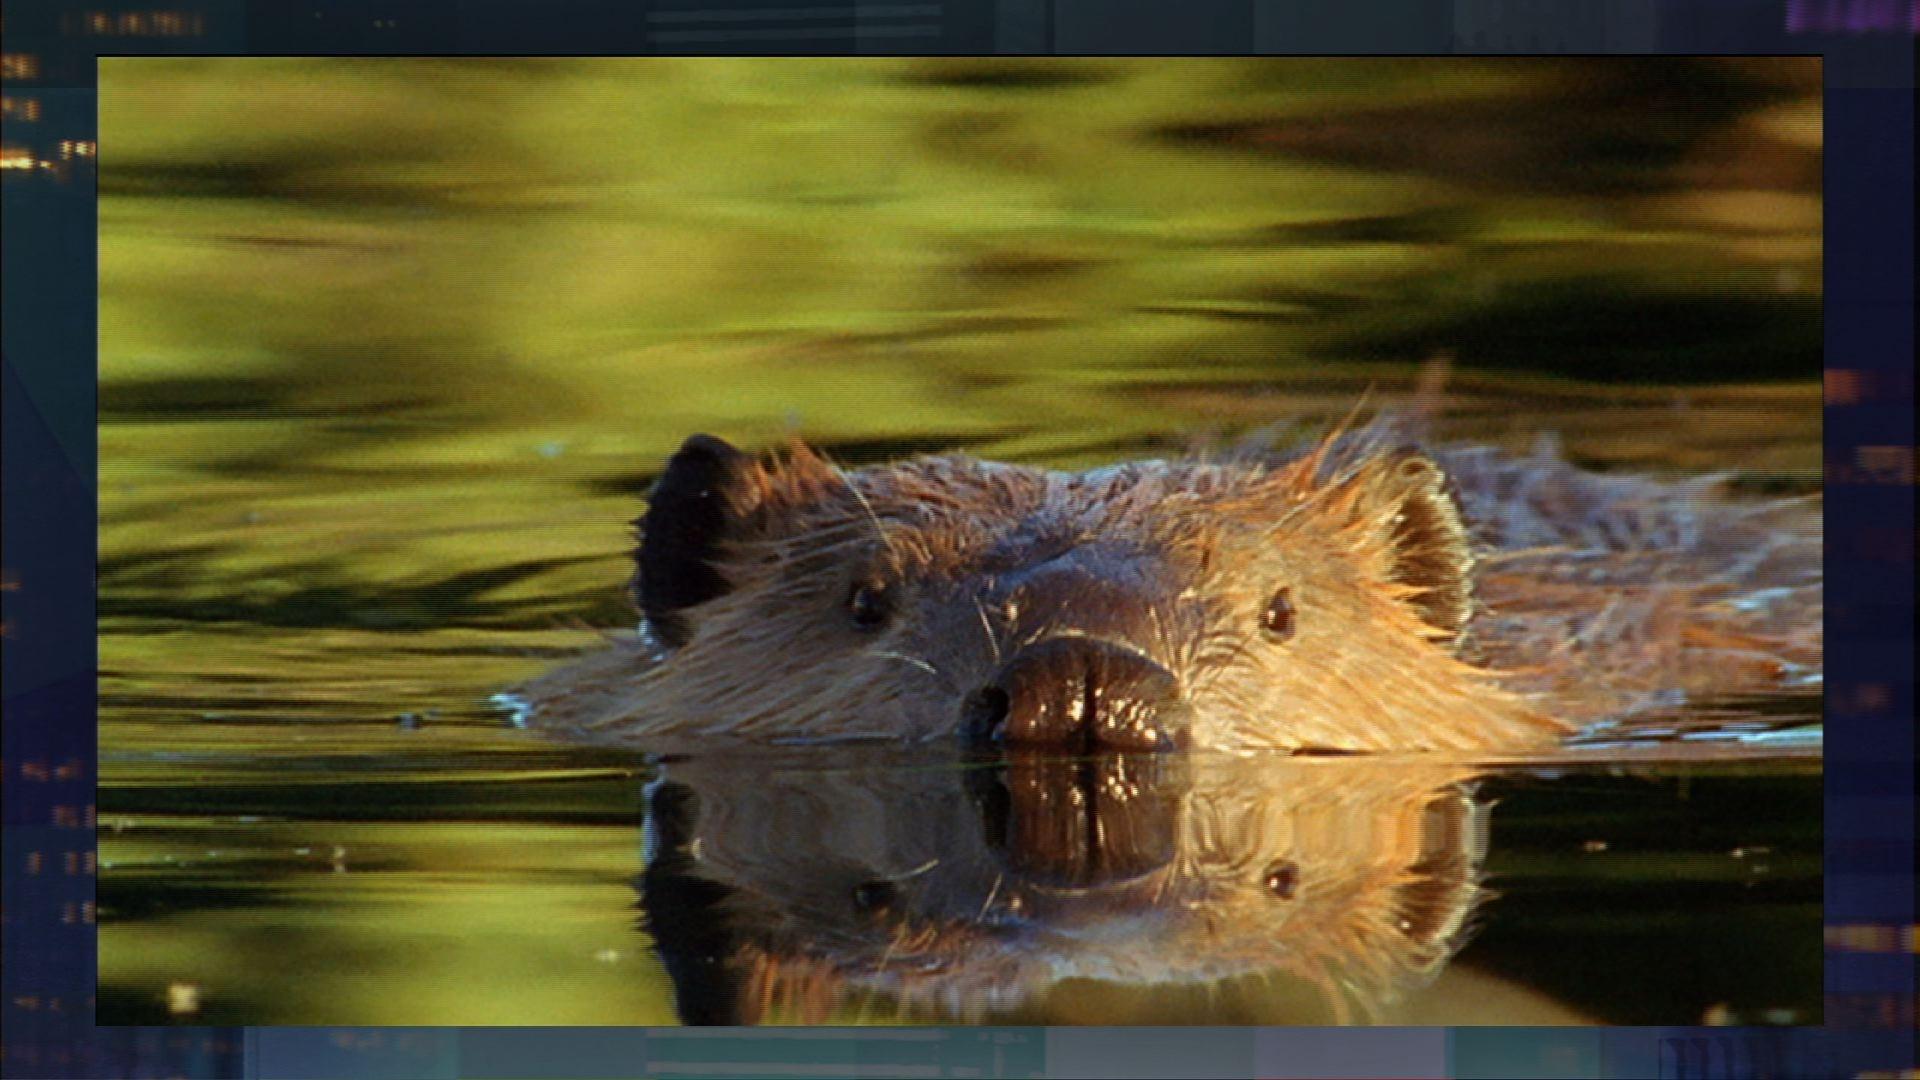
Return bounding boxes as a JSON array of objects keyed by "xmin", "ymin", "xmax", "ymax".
[{"xmin": 966, "ymin": 748, "xmax": 1185, "ymax": 889}]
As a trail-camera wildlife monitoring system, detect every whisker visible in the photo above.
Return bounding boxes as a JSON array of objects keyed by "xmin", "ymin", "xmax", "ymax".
[
  {"xmin": 834, "ymin": 464, "xmax": 899, "ymax": 562},
  {"xmin": 871, "ymin": 649, "xmax": 941, "ymax": 680},
  {"xmin": 1145, "ymin": 602, "xmax": 1165, "ymax": 651},
  {"xmin": 972, "ymin": 594, "xmax": 1004, "ymax": 667},
  {"xmin": 896, "ymin": 859, "xmax": 940, "ymax": 880},
  {"xmin": 978, "ymin": 872, "xmax": 1005, "ymax": 919}
]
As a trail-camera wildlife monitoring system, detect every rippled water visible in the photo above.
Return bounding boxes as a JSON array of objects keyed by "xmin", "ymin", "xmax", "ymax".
[{"xmin": 97, "ymin": 57, "xmax": 1822, "ymax": 1026}]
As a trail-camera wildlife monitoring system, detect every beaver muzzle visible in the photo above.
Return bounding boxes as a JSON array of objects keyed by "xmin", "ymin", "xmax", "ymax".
[{"xmin": 960, "ymin": 636, "xmax": 1191, "ymax": 751}]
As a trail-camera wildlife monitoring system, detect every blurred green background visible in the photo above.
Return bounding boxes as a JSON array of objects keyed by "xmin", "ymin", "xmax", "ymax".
[
  {"xmin": 98, "ymin": 57, "xmax": 1823, "ymax": 643},
  {"xmin": 96, "ymin": 58, "xmax": 1822, "ymax": 1026}
]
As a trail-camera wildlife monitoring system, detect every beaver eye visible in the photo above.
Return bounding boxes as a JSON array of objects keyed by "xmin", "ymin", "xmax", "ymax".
[
  {"xmin": 1261, "ymin": 586, "xmax": 1296, "ymax": 643},
  {"xmin": 852, "ymin": 879, "xmax": 897, "ymax": 913},
  {"xmin": 1263, "ymin": 859, "xmax": 1301, "ymax": 900},
  {"xmin": 847, "ymin": 581, "xmax": 893, "ymax": 631}
]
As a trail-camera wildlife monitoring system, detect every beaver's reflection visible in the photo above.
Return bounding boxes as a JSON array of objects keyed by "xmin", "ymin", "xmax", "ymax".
[
  {"xmin": 967, "ymin": 750, "xmax": 1182, "ymax": 888},
  {"xmin": 639, "ymin": 748, "xmax": 1487, "ymax": 1025}
]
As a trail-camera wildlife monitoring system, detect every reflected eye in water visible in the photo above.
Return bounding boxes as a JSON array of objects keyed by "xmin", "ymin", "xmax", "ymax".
[{"xmin": 1263, "ymin": 858, "xmax": 1301, "ymax": 900}]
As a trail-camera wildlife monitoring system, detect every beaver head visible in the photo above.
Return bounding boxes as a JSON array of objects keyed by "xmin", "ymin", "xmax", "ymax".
[{"xmin": 533, "ymin": 431, "xmax": 1565, "ymax": 753}]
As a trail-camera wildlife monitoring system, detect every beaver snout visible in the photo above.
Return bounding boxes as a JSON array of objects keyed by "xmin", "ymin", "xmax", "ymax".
[{"xmin": 960, "ymin": 637, "xmax": 1190, "ymax": 751}]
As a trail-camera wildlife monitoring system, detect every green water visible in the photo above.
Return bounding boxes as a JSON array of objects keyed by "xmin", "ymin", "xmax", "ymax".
[{"xmin": 97, "ymin": 58, "xmax": 1821, "ymax": 1026}]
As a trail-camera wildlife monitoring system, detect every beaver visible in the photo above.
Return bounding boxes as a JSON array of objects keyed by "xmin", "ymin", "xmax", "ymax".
[
  {"xmin": 520, "ymin": 418, "xmax": 1821, "ymax": 753},
  {"xmin": 640, "ymin": 750, "xmax": 1498, "ymax": 1024}
]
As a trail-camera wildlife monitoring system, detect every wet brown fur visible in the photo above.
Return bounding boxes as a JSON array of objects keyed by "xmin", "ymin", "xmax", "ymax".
[{"xmin": 521, "ymin": 419, "xmax": 1821, "ymax": 752}]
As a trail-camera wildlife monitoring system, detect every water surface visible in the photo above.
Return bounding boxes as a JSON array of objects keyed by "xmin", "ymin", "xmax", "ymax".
[{"xmin": 97, "ymin": 57, "xmax": 1822, "ymax": 1026}]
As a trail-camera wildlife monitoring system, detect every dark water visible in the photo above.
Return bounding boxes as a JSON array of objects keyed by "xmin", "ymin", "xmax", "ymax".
[
  {"xmin": 98, "ymin": 735, "xmax": 1821, "ymax": 1026},
  {"xmin": 97, "ymin": 58, "xmax": 1822, "ymax": 1026}
]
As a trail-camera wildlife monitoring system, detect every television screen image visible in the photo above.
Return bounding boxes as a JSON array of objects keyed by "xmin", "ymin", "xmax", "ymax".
[{"xmin": 95, "ymin": 57, "xmax": 1823, "ymax": 1028}]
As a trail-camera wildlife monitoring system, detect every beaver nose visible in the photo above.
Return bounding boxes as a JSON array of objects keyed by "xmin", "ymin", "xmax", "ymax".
[{"xmin": 961, "ymin": 637, "xmax": 1190, "ymax": 751}]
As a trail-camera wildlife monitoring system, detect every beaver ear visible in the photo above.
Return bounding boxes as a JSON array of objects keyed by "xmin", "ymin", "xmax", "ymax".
[
  {"xmin": 634, "ymin": 434, "xmax": 756, "ymax": 649},
  {"xmin": 638, "ymin": 780, "xmax": 748, "ymax": 1024},
  {"xmin": 1386, "ymin": 784, "xmax": 1486, "ymax": 957},
  {"xmin": 1345, "ymin": 452, "xmax": 1476, "ymax": 645}
]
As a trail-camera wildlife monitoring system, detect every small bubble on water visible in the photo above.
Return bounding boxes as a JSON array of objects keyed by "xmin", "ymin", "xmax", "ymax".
[{"xmin": 166, "ymin": 982, "xmax": 202, "ymax": 1017}]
